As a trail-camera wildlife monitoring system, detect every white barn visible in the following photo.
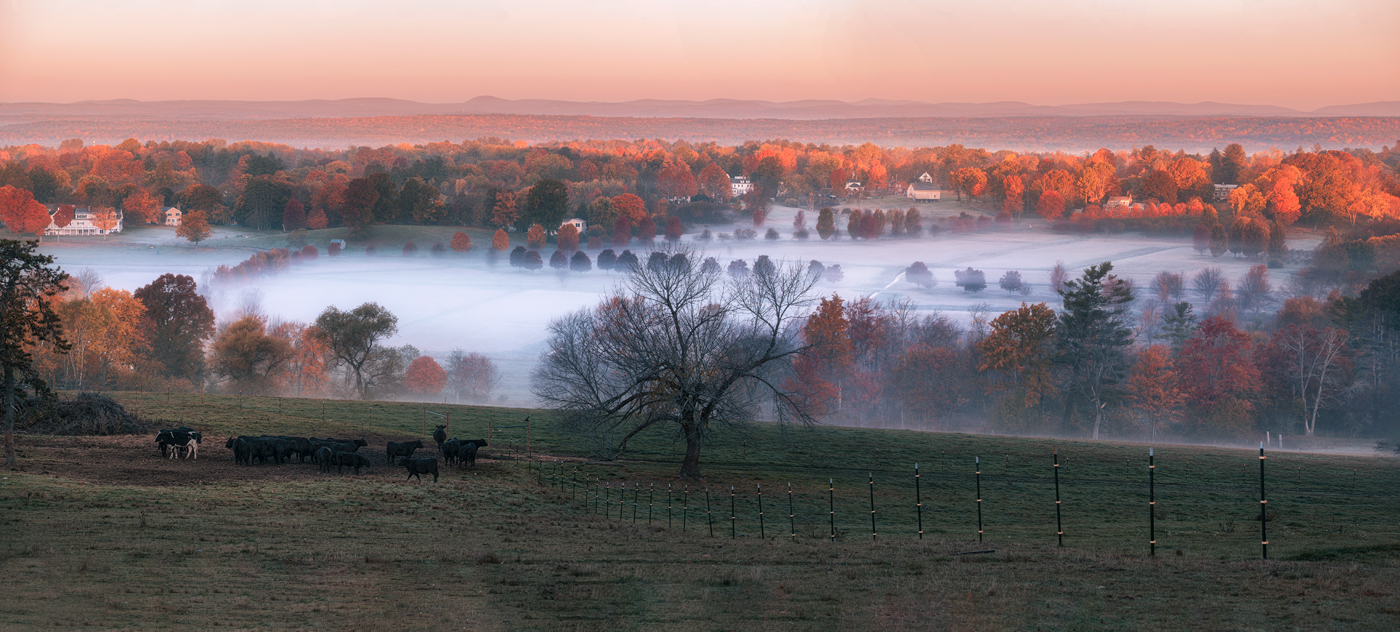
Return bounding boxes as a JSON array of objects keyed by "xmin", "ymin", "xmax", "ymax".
[{"xmin": 45, "ymin": 207, "xmax": 123, "ymax": 236}]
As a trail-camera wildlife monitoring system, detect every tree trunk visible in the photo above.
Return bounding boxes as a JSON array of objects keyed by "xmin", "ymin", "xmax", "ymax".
[
  {"xmin": 679, "ymin": 423, "xmax": 703, "ymax": 479},
  {"xmin": 4, "ymin": 364, "xmax": 15, "ymax": 466},
  {"xmin": 1092, "ymin": 399, "xmax": 1103, "ymax": 440}
]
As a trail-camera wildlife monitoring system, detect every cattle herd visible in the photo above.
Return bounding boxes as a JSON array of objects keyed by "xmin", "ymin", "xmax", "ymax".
[{"xmin": 154, "ymin": 424, "xmax": 487, "ymax": 483}]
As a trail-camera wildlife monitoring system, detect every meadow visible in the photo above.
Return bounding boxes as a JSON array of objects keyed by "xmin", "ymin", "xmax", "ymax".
[{"xmin": 2, "ymin": 392, "xmax": 1399, "ymax": 630}]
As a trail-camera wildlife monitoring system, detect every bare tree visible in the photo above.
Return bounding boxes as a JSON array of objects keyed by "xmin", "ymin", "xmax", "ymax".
[
  {"xmin": 447, "ymin": 350, "xmax": 501, "ymax": 402},
  {"xmin": 1150, "ymin": 271, "xmax": 1184, "ymax": 304},
  {"xmin": 1049, "ymin": 261, "xmax": 1069, "ymax": 293},
  {"xmin": 1274, "ymin": 325, "xmax": 1351, "ymax": 436},
  {"xmin": 1191, "ymin": 267, "xmax": 1225, "ymax": 304},
  {"xmin": 532, "ymin": 248, "xmax": 820, "ymax": 478}
]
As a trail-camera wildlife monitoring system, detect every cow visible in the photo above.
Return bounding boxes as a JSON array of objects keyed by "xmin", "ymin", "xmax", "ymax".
[
  {"xmin": 156, "ymin": 427, "xmax": 201, "ymax": 458},
  {"xmin": 386, "ymin": 440, "xmax": 424, "ymax": 465},
  {"xmin": 278, "ymin": 436, "xmax": 314, "ymax": 463},
  {"xmin": 246, "ymin": 437, "xmax": 279, "ymax": 464},
  {"xmin": 459, "ymin": 441, "xmax": 480, "ymax": 469},
  {"xmin": 432, "ymin": 425, "xmax": 447, "ymax": 450},
  {"xmin": 441, "ymin": 439, "xmax": 460, "ymax": 466},
  {"xmin": 319, "ymin": 437, "xmax": 368, "ymax": 448},
  {"xmin": 315, "ymin": 447, "xmax": 334, "ymax": 473},
  {"xmin": 226, "ymin": 437, "xmax": 251, "ymax": 465},
  {"xmin": 168, "ymin": 437, "xmax": 198, "ymax": 460},
  {"xmin": 399, "ymin": 457, "xmax": 439, "ymax": 483},
  {"xmin": 335, "ymin": 452, "xmax": 371, "ymax": 475}
]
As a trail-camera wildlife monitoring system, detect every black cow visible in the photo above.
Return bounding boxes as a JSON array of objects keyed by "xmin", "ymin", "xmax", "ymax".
[
  {"xmin": 315, "ymin": 447, "xmax": 334, "ymax": 473},
  {"xmin": 156, "ymin": 427, "xmax": 201, "ymax": 458},
  {"xmin": 226, "ymin": 437, "xmax": 251, "ymax": 465},
  {"xmin": 320, "ymin": 437, "xmax": 368, "ymax": 448},
  {"xmin": 279, "ymin": 436, "xmax": 314, "ymax": 463},
  {"xmin": 246, "ymin": 437, "xmax": 279, "ymax": 464},
  {"xmin": 459, "ymin": 441, "xmax": 480, "ymax": 469},
  {"xmin": 432, "ymin": 425, "xmax": 447, "ymax": 449},
  {"xmin": 335, "ymin": 452, "xmax": 371, "ymax": 475},
  {"xmin": 441, "ymin": 439, "xmax": 460, "ymax": 466},
  {"xmin": 387, "ymin": 440, "xmax": 424, "ymax": 464},
  {"xmin": 400, "ymin": 457, "xmax": 438, "ymax": 483}
]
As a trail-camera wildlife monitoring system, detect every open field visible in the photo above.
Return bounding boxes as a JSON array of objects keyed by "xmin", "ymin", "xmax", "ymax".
[{"xmin": 3, "ymin": 393, "xmax": 1400, "ymax": 629}]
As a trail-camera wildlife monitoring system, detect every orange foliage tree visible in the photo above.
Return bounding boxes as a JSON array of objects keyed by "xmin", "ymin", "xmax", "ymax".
[
  {"xmin": 526, "ymin": 224, "xmax": 546, "ymax": 249},
  {"xmin": 492, "ymin": 228, "xmax": 510, "ymax": 251},
  {"xmin": 977, "ymin": 302, "xmax": 1058, "ymax": 408},
  {"xmin": 784, "ymin": 295, "xmax": 852, "ymax": 415},
  {"xmin": 405, "ymin": 355, "xmax": 447, "ymax": 396},
  {"xmin": 612, "ymin": 193, "xmax": 646, "ymax": 224},
  {"xmin": 176, "ymin": 210, "xmax": 211, "ymax": 245},
  {"xmin": 1125, "ymin": 345, "xmax": 1183, "ymax": 441},
  {"xmin": 123, "ymin": 189, "xmax": 160, "ymax": 224},
  {"xmin": 451, "ymin": 231, "xmax": 473, "ymax": 252},
  {"xmin": 1036, "ymin": 191, "xmax": 1065, "ymax": 220}
]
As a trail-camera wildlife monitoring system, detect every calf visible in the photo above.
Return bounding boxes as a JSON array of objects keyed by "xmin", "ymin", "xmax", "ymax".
[
  {"xmin": 432, "ymin": 425, "xmax": 447, "ymax": 449},
  {"xmin": 400, "ymin": 457, "xmax": 439, "ymax": 483},
  {"xmin": 167, "ymin": 437, "xmax": 198, "ymax": 461},
  {"xmin": 156, "ymin": 427, "xmax": 201, "ymax": 458},
  {"xmin": 335, "ymin": 452, "xmax": 371, "ymax": 475},
  {"xmin": 386, "ymin": 440, "xmax": 425, "ymax": 465},
  {"xmin": 315, "ymin": 447, "xmax": 334, "ymax": 473}
]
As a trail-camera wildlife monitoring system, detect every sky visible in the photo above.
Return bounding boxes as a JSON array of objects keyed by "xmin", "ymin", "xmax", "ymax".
[{"xmin": 1, "ymin": 0, "xmax": 1396, "ymax": 110}]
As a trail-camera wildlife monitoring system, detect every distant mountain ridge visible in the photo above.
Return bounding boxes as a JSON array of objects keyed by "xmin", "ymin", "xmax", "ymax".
[{"xmin": 2, "ymin": 97, "xmax": 1398, "ymax": 122}]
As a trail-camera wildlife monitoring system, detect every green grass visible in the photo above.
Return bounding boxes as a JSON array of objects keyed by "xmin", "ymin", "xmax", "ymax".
[{"xmin": 3, "ymin": 392, "xmax": 1400, "ymax": 629}]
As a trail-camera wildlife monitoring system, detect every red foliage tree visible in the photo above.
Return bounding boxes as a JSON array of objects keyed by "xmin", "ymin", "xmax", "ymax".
[
  {"xmin": 611, "ymin": 194, "xmax": 646, "ymax": 224},
  {"xmin": 526, "ymin": 224, "xmax": 546, "ymax": 249},
  {"xmin": 664, "ymin": 216, "xmax": 683, "ymax": 241},
  {"xmin": 1177, "ymin": 316, "xmax": 1259, "ymax": 437},
  {"xmin": 636, "ymin": 215, "xmax": 656, "ymax": 242},
  {"xmin": 306, "ymin": 207, "xmax": 329, "ymax": 230},
  {"xmin": 492, "ymin": 228, "xmax": 510, "ymax": 251},
  {"xmin": 405, "ymin": 356, "xmax": 448, "ymax": 396},
  {"xmin": 300, "ymin": 244, "xmax": 318, "ymax": 260},
  {"xmin": 612, "ymin": 216, "xmax": 631, "ymax": 246},
  {"xmin": 556, "ymin": 223, "xmax": 579, "ymax": 251},
  {"xmin": 283, "ymin": 199, "xmax": 306, "ymax": 231}
]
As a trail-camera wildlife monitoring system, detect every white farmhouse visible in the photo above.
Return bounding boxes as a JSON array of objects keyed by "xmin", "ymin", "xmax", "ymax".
[
  {"xmin": 45, "ymin": 207, "xmax": 123, "ymax": 236},
  {"xmin": 730, "ymin": 176, "xmax": 754, "ymax": 197},
  {"xmin": 906, "ymin": 182, "xmax": 940, "ymax": 200},
  {"xmin": 560, "ymin": 218, "xmax": 586, "ymax": 234},
  {"xmin": 164, "ymin": 207, "xmax": 182, "ymax": 226}
]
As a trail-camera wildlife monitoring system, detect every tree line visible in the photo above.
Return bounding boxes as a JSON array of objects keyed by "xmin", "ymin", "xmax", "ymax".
[{"xmin": 1, "ymin": 137, "xmax": 1396, "ymax": 243}]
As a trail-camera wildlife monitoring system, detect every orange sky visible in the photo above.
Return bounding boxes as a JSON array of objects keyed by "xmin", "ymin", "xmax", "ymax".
[{"xmin": 0, "ymin": 0, "xmax": 1396, "ymax": 110}]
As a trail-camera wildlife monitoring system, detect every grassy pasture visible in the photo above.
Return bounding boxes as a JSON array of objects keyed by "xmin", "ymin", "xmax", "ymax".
[{"xmin": 3, "ymin": 392, "xmax": 1400, "ymax": 630}]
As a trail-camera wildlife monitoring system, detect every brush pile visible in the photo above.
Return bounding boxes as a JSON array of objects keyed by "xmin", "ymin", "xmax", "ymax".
[{"xmin": 14, "ymin": 392, "xmax": 150, "ymax": 435}]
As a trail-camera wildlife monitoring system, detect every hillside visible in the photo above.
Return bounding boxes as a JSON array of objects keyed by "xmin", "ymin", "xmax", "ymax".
[{"xmin": 2, "ymin": 392, "xmax": 1398, "ymax": 628}]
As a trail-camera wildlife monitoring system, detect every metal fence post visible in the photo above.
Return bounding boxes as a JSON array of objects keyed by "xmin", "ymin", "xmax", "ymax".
[
  {"xmin": 788, "ymin": 482, "xmax": 795, "ymax": 543},
  {"xmin": 730, "ymin": 486, "xmax": 736, "ymax": 539},
  {"xmin": 1149, "ymin": 448, "xmax": 1156, "ymax": 556},
  {"xmin": 868, "ymin": 472, "xmax": 877, "ymax": 543},
  {"xmin": 828, "ymin": 478, "xmax": 835, "ymax": 542},
  {"xmin": 976, "ymin": 456, "xmax": 984, "ymax": 544},
  {"xmin": 1260, "ymin": 443, "xmax": 1268, "ymax": 560},
  {"xmin": 757, "ymin": 484, "xmax": 765, "ymax": 540},
  {"xmin": 915, "ymin": 463, "xmax": 923, "ymax": 540},
  {"xmin": 706, "ymin": 488, "xmax": 714, "ymax": 538},
  {"xmin": 1054, "ymin": 449, "xmax": 1063, "ymax": 547}
]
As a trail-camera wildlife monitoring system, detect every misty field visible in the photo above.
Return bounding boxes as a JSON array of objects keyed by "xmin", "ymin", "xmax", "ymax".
[
  {"xmin": 3, "ymin": 392, "xmax": 1399, "ymax": 630},
  {"xmin": 20, "ymin": 200, "xmax": 1320, "ymax": 404}
]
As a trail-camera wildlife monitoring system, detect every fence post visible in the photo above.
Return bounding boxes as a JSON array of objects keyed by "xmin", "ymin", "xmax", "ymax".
[
  {"xmin": 1054, "ymin": 449, "xmax": 1063, "ymax": 547},
  {"xmin": 868, "ymin": 472, "xmax": 877, "ymax": 543},
  {"xmin": 788, "ymin": 482, "xmax": 795, "ymax": 543},
  {"xmin": 706, "ymin": 488, "xmax": 714, "ymax": 537},
  {"xmin": 976, "ymin": 456, "xmax": 984, "ymax": 544},
  {"xmin": 915, "ymin": 463, "xmax": 923, "ymax": 540},
  {"xmin": 1260, "ymin": 442, "xmax": 1268, "ymax": 560},
  {"xmin": 684, "ymin": 486, "xmax": 689, "ymax": 532},
  {"xmin": 648, "ymin": 483, "xmax": 654, "ymax": 526},
  {"xmin": 828, "ymin": 478, "xmax": 835, "ymax": 542},
  {"xmin": 1149, "ymin": 448, "xmax": 1156, "ymax": 556},
  {"xmin": 668, "ymin": 484, "xmax": 673, "ymax": 529},
  {"xmin": 757, "ymin": 484, "xmax": 765, "ymax": 540},
  {"xmin": 632, "ymin": 483, "xmax": 638, "ymax": 524},
  {"xmin": 603, "ymin": 482, "xmax": 609, "ymax": 517}
]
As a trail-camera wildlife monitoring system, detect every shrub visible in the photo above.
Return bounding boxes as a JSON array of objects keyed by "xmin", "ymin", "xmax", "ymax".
[
  {"xmin": 403, "ymin": 241, "xmax": 419, "ymax": 256},
  {"xmin": 431, "ymin": 242, "xmax": 446, "ymax": 257},
  {"xmin": 765, "ymin": 228, "xmax": 780, "ymax": 240},
  {"xmin": 734, "ymin": 228, "xmax": 757, "ymax": 241},
  {"xmin": 696, "ymin": 229, "xmax": 713, "ymax": 242},
  {"xmin": 999, "ymin": 270, "xmax": 1024, "ymax": 293},
  {"xmin": 328, "ymin": 241, "xmax": 341, "ymax": 256},
  {"xmin": 301, "ymin": 244, "xmax": 319, "ymax": 260}
]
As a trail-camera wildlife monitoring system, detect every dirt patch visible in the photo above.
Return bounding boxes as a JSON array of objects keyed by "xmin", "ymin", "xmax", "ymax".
[{"xmin": 7, "ymin": 432, "xmax": 485, "ymax": 487}]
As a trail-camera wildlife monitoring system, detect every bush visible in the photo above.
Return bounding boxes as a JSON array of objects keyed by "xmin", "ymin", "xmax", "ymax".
[
  {"xmin": 403, "ymin": 241, "xmax": 419, "ymax": 256},
  {"xmin": 734, "ymin": 228, "xmax": 757, "ymax": 241},
  {"xmin": 1268, "ymin": 258, "xmax": 1284, "ymax": 269},
  {"xmin": 999, "ymin": 270, "xmax": 1025, "ymax": 293},
  {"xmin": 765, "ymin": 228, "xmax": 780, "ymax": 240},
  {"xmin": 696, "ymin": 229, "xmax": 713, "ymax": 242},
  {"xmin": 328, "ymin": 241, "xmax": 342, "ymax": 256},
  {"xmin": 430, "ymin": 242, "xmax": 446, "ymax": 257},
  {"xmin": 365, "ymin": 245, "xmax": 378, "ymax": 256},
  {"xmin": 794, "ymin": 228, "xmax": 810, "ymax": 240}
]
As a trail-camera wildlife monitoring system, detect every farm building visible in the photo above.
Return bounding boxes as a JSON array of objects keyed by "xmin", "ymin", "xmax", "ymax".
[
  {"xmin": 560, "ymin": 218, "xmax": 586, "ymax": 234},
  {"xmin": 730, "ymin": 176, "xmax": 754, "ymax": 197},
  {"xmin": 164, "ymin": 207, "xmax": 182, "ymax": 226},
  {"xmin": 906, "ymin": 182, "xmax": 940, "ymax": 200}
]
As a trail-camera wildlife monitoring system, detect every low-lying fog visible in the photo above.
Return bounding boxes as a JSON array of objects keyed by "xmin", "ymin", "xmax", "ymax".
[{"xmin": 36, "ymin": 204, "xmax": 1320, "ymax": 407}]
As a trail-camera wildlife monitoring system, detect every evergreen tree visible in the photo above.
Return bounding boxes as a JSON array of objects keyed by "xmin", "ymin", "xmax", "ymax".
[{"xmin": 1056, "ymin": 262, "xmax": 1135, "ymax": 439}]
